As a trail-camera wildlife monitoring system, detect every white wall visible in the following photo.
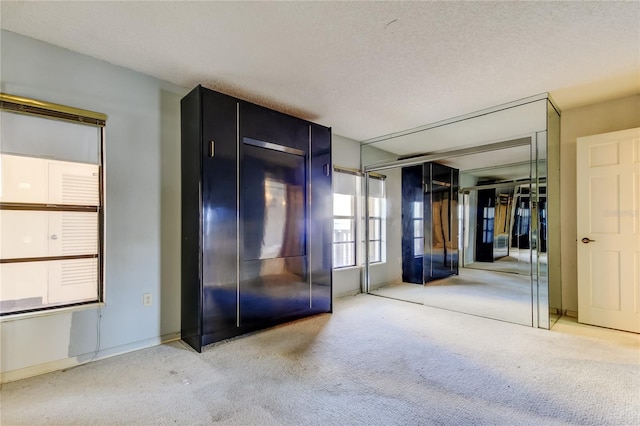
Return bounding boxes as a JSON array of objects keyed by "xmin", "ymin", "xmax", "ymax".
[
  {"xmin": 0, "ymin": 31, "xmax": 188, "ymax": 381},
  {"xmin": 559, "ymin": 94, "xmax": 640, "ymax": 314}
]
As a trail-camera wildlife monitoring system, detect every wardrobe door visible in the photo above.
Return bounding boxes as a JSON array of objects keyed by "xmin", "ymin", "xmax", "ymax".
[
  {"xmin": 181, "ymin": 87, "xmax": 204, "ymax": 351},
  {"xmin": 239, "ymin": 102, "xmax": 310, "ymax": 327},
  {"xmin": 425, "ymin": 163, "xmax": 459, "ymax": 282},
  {"xmin": 309, "ymin": 123, "xmax": 332, "ymax": 313},
  {"xmin": 181, "ymin": 86, "xmax": 333, "ymax": 350},
  {"xmin": 401, "ymin": 165, "xmax": 424, "ymax": 284},
  {"xmin": 239, "ymin": 142, "xmax": 309, "ymax": 326},
  {"xmin": 200, "ymin": 90, "xmax": 239, "ymax": 344}
]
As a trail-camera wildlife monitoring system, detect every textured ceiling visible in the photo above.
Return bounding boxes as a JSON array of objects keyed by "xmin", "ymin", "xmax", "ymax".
[{"xmin": 1, "ymin": 1, "xmax": 639, "ymax": 145}]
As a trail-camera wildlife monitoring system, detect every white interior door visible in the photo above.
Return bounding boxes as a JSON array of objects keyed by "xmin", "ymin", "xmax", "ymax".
[{"xmin": 577, "ymin": 127, "xmax": 640, "ymax": 333}]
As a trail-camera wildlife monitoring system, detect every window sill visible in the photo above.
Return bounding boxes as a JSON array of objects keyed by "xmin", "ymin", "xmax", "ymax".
[
  {"xmin": 333, "ymin": 262, "xmax": 387, "ymax": 272},
  {"xmin": 0, "ymin": 302, "xmax": 105, "ymax": 323},
  {"xmin": 333, "ymin": 265, "xmax": 362, "ymax": 271}
]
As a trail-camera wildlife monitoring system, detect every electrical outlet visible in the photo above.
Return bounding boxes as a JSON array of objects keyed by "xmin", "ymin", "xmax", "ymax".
[{"xmin": 143, "ymin": 293, "xmax": 152, "ymax": 307}]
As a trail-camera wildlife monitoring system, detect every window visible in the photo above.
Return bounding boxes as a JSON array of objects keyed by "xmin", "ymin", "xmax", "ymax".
[
  {"xmin": 333, "ymin": 193, "xmax": 356, "ymax": 267},
  {"xmin": 367, "ymin": 175, "xmax": 386, "ymax": 264},
  {"xmin": 333, "ymin": 170, "xmax": 358, "ymax": 268},
  {"xmin": 332, "ymin": 168, "xmax": 386, "ymax": 268},
  {"xmin": 0, "ymin": 94, "xmax": 105, "ymax": 316},
  {"xmin": 368, "ymin": 196, "xmax": 384, "ymax": 263},
  {"xmin": 412, "ymin": 201, "xmax": 424, "ymax": 256},
  {"xmin": 482, "ymin": 206, "xmax": 495, "ymax": 243},
  {"xmin": 517, "ymin": 202, "xmax": 530, "ymax": 235}
]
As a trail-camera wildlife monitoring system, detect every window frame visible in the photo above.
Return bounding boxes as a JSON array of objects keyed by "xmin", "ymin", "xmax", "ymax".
[
  {"xmin": 0, "ymin": 93, "xmax": 106, "ymax": 317},
  {"xmin": 412, "ymin": 201, "xmax": 424, "ymax": 257},
  {"xmin": 367, "ymin": 197, "xmax": 384, "ymax": 264},
  {"xmin": 333, "ymin": 192, "xmax": 357, "ymax": 268},
  {"xmin": 365, "ymin": 174, "xmax": 386, "ymax": 265},
  {"xmin": 332, "ymin": 170, "xmax": 360, "ymax": 269},
  {"xmin": 482, "ymin": 206, "xmax": 495, "ymax": 244},
  {"xmin": 332, "ymin": 167, "xmax": 387, "ymax": 269}
]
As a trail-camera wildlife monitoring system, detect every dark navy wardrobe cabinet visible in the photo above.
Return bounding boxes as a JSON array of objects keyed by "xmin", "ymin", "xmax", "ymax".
[
  {"xmin": 181, "ymin": 86, "xmax": 332, "ymax": 352},
  {"xmin": 401, "ymin": 162, "xmax": 459, "ymax": 285}
]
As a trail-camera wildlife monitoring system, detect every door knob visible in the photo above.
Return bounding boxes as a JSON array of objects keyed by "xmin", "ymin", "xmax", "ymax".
[
  {"xmin": 581, "ymin": 237, "xmax": 595, "ymax": 244},
  {"xmin": 51, "ymin": 234, "xmax": 58, "ymax": 240}
]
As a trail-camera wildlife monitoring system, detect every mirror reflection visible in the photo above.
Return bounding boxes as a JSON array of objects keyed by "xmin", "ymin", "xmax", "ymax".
[
  {"xmin": 461, "ymin": 183, "xmax": 539, "ymax": 276},
  {"xmin": 447, "ymin": 159, "xmax": 537, "ymax": 326},
  {"xmin": 364, "ymin": 139, "xmax": 549, "ymax": 327},
  {"xmin": 360, "ymin": 96, "xmax": 560, "ymax": 329}
]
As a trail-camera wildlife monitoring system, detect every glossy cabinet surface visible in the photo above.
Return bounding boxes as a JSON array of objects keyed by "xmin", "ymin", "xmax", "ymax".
[
  {"xmin": 401, "ymin": 162, "xmax": 459, "ymax": 285},
  {"xmin": 401, "ymin": 165, "xmax": 423, "ymax": 284},
  {"xmin": 181, "ymin": 86, "xmax": 332, "ymax": 351},
  {"xmin": 425, "ymin": 163, "xmax": 459, "ymax": 282}
]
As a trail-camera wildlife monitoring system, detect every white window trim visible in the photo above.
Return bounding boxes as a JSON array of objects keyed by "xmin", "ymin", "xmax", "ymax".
[
  {"xmin": 332, "ymin": 167, "xmax": 388, "ymax": 269},
  {"xmin": 0, "ymin": 94, "xmax": 106, "ymax": 317}
]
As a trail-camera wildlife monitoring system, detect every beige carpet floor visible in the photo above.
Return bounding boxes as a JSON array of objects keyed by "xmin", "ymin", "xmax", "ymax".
[{"xmin": 1, "ymin": 294, "xmax": 638, "ymax": 425}]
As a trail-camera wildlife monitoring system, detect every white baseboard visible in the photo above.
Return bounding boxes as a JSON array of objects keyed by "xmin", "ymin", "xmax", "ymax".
[
  {"xmin": 563, "ymin": 310, "xmax": 578, "ymax": 318},
  {"xmin": 0, "ymin": 355, "xmax": 83, "ymax": 385},
  {"xmin": 0, "ymin": 331, "xmax": 181, "ymax": 384},
  {"xmin": 334, "ymin": 289, "xmax": 361, "ymax": 298}
]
